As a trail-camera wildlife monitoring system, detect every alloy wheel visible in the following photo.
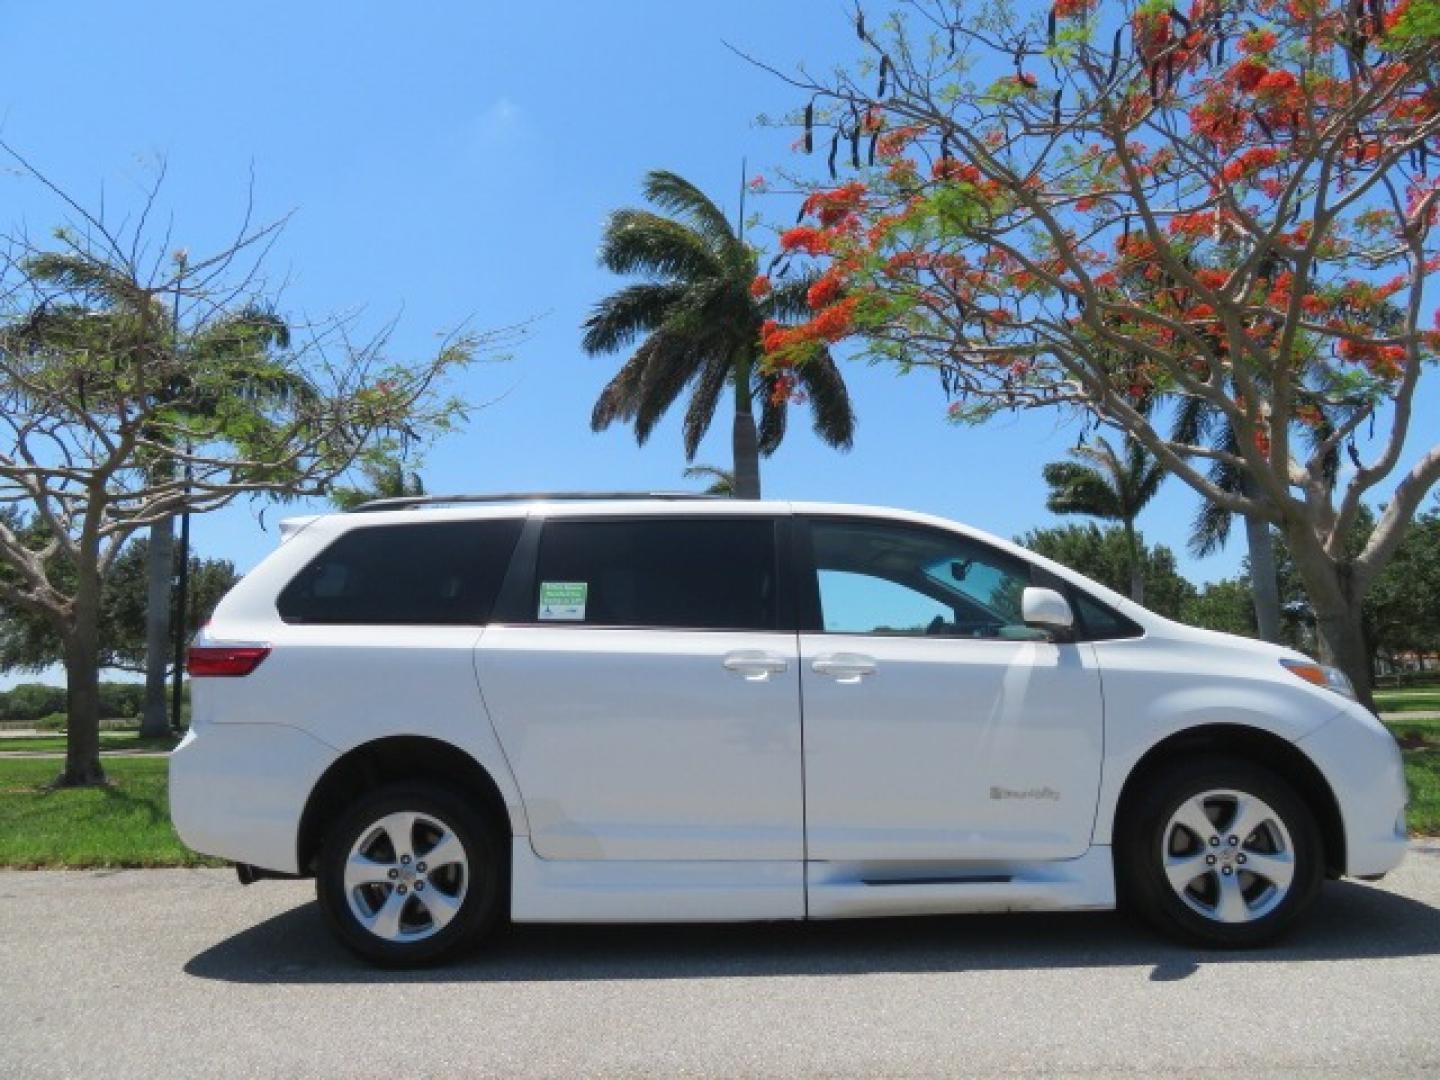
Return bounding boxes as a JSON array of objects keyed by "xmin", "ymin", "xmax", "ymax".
[
  {"xmin": 343, "ymin": 811, "xmax": 470, "ymax": 943},
  {"xmin": 1160, "ymin": 789, "xmax": 1296, "ymax": 924}
]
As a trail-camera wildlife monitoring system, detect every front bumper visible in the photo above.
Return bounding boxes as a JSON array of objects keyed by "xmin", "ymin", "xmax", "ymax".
[
  {"xmin": 1297, "ymin": 705, "xmax": 1409, "ymax": 879},
  {"xmin": 169, "ymin": 721, "xmax": 337, "ymax": 874}
]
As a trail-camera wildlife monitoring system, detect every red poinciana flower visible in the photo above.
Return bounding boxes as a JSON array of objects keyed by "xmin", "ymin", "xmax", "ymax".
[
  {"xmin": 780, "ymin": 226, "xmax": 831, "ymax": 255},
  {"xmin": 806, "ymin": 271, "xmax": 845, "ymax": 310}
]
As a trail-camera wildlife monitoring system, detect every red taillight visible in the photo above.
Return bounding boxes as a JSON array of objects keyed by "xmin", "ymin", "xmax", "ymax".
[{"xmin": 187, "ymin": 645, "xmax": 271, "ymax": 678}]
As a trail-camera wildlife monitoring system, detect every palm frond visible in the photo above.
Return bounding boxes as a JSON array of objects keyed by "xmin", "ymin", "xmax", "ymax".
[
  {"xmin": 1189, "ymin": 496, "xmax": 1233, "ymax": 558},
  {"xmin": 581, "ymin": 282, "xmax": 690, "ymax": 355},
  {"xmin": 23, "ymin": 252, "xmax": 161, "ymax": 319},
  {"xmin": 795, "ymin": 347, "xmax": 856, "ymax": 451},
  {"xmin": 641, "ymin": 170, "xmax": 741, "ymax": 259},
  {"xmin": 681, "ymin": 352, "xmax": 733, "ymax": 459},
  {"xmin": 1042, "ymin": 460, "xmax": 1124, "ymax": 520},
  {"xmin": 599, "ymin": 210, "xmax": 722, "ymax": 282},
  {"xmin": 682, "ymin": 464, "xmax": 735, "ymax": 496},
  {"xmin": 762, "ymin": 276, "xmax": 817, "ymax": 324},
  {"xmin": 757, "ymin": 379, "xmax": 788, "ymax": 456},
  {"xmin": 630, "ymin": 331, "xmax": 723, "ymax": 445},
  {"xmin": 1127, "ymin": 437, "xmax": 1167, "ymax": 513}
]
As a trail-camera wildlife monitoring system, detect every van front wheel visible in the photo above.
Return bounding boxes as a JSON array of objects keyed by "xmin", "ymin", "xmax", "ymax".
[
  {"xmin": 316, "ymin": 783, "xmax": 502, "ymax": 966},
  {"xmin": 1119, "ymin": 757, "xmax": 1323, "ymax": 948}
]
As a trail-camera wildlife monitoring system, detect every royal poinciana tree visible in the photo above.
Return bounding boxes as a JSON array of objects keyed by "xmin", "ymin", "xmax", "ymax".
[
  {"xmin": 753, "ymin": 0, "xmax": 1440, "ymax": 706},
  {"xmin": 0, "ymin": 189, "xmax": 498, "ymax": 785}
]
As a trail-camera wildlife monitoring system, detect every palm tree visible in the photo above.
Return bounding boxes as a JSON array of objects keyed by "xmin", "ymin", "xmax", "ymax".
[
  {"xmin": 22, "ymin": 251, "xmax": 300, "ymax": 736},
  {"xmin": 1174, "ymin": 396, "xmax": 1284, "ymax": 643},
  {"xmin": 331, "ymin": 458, "xmax": 426, "ymax": 510},
  {"xmin": 682, "ymin": 464, "xmax": 735, "ymax": 497},
  {"xmin": 582, "ymin": 170, "xmax": 856, "ymax": 498},
  {"xmin": 1042, "ymin": 435, "xmax": 1166, "ymax": 604}
]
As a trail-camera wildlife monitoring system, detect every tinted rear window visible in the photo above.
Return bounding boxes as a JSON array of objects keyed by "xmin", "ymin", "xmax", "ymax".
[
  {"xmin": 277, "ymin": 519, "xmax": 522, "ymax": 625},
  {"xmin": 532, "ymin": 518, "xmax": 778, "ymax": 631}
]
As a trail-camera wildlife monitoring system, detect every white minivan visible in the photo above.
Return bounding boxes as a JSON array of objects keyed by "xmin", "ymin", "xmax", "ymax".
[{"xmin": 170, "ymin": 494, "xmax": 1408, "ymax": 965}]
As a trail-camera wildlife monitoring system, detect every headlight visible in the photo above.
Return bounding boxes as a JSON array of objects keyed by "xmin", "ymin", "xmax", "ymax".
[{"xmin": 1280, "ymin": 658, "xmax": 1357, "ymax": 700}]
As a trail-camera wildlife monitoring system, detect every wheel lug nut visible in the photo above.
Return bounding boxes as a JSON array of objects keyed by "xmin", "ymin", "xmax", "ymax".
[
  {"xmin": 1222, "ymin": 866, "xmax": 1233, "ymax": 876},
  {"xmin": 387, "ymin": 869, "xmax": 398, "ymax": 880},
  {"xmin": 1237, "ymin": 854, "xmax": 1247, "ymax": 864},
  {"xmin": 1206, "ymin": 854, "xmax": 1216, "ymax": 865},
  {"xmin": 1209, "ymin": 836, "xmax": 1220, "ymax": 847},
  {"xmin": 1228, "ymin": 835, "xmax": 1239, "ymax": 846},
  {"xmin": 416, "ymin": 863, "xmax": 427, "ymax": 873},
  {"xmin": 397, "ymin": 884, "xmax": 407, "ymax": 894},
  {"xmin": 415, "ymin": 881, "xmax": 425, "ymax": 891},
  {"xmin": 400, "ymin": 855, "xmax": 411, "ymax": 865}
]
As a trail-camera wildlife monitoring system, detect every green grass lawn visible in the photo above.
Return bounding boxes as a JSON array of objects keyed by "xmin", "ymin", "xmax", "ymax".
[
  {"xmin": 0, "ymin": 732, "xmax": 179, "ymax": 754},
  {"xmin": 0, "ymin": 756, "xmax": 221, "ymax": 869},
  {"xmin": 1376, "ymin": 688, "xmax": 1440, "ymax": 714},
  {"xmin": 1387, "ymin": 715, "xmax": 1440, "ymax": 836},
  {"xmin": 0, "ymin": 721, "xmax": 1437, "ymax": 869}
]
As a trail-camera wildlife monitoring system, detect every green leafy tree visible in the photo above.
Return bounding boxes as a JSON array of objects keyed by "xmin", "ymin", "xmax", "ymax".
[
  {"xmin": 0, "ymin": 167, "xmax": 493, "ymax": 785},
  {"xmin": 1366, "ymin": 505, "xmax": 1440, "ymax": 667},
  {"xmin": 1018, "ymin": 523, "xmax": 1195, "ymax": 621},
  {"xmin": 0, "ymin": 528, "xmax": 237, "ymax": 676},
  {"xmin": 1182, "ymin": 578, "xmax": 1261, "ymax": 639},
  {"xmin": 330, "ymin": 455, "xmax": 426, "ymax": 510},
  {"xmin": 22, "ymin": 248, "xmax": 310, "ymax": 736},
  {"xmin": 1042, "ymin": 436, "xmax": 1165, "ymax": 603},
  {"xmin": 583, "ymin": 170, "xmax": 856, "ymax": 498},
  {"xmin": 755, "ymin": 0, "xmax": 1440, "ymax": 707}
]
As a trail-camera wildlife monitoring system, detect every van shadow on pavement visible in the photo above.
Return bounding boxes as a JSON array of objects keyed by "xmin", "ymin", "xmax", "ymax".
[{"xmin": 185, "ymin": 874, "xmax": 1440, "ymax": 986}]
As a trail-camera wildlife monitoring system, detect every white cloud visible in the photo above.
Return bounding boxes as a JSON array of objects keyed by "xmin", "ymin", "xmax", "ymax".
[{"xmin": 474, "ymin": 97, "xmax": 527, "ymax": 148}]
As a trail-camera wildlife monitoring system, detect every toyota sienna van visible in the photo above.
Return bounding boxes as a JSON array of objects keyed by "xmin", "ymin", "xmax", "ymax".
[{"xmin": 170, "ymin": 494, "xmax": 1408, "ymax": 965}]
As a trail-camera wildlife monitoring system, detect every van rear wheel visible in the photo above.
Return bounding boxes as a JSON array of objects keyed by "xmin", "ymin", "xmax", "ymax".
[
  {"xmin": 316, "ymin": 783, "xmax": 502, "ymax": 966},
  {"xmin": 1118, "ymin": 756, "xmax": 1323, "ymax": 948}
]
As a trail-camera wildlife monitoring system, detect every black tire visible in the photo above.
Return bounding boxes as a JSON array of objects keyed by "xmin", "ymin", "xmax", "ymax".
[
  {"xmin": 1117, "ymin": 755, "xmax": 1323, "ymax": 948},
  {"xmin": 316, "ymin": 782, "xmax": 503, "ymax": 966}
]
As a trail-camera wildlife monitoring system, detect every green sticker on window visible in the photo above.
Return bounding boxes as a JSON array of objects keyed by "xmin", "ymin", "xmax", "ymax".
[{"xmin": 538, "ymin": 581, "xmax": 588, "ymax": 621}]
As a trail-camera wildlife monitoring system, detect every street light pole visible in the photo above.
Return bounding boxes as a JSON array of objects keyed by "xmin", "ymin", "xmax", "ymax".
[{"xmin": 169, "ymin": 253, "xmax": 190, "ymax": 732}]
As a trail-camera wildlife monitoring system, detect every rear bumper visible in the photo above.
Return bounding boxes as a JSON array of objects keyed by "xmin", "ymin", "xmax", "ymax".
[
  {"xmin": 169, "ymin": 722, "xmax": 337, "ymax": 874},
  {"xmin": 1297, "ymin": 706, "xmax": 1409, "ymax": 879}
]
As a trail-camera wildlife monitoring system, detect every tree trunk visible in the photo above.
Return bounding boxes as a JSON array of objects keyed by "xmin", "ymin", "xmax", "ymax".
[
  {"xmin": 731, "ymin": 357, "xmax": 761, "ymax": 500},
  {"xmin": 1314, "ymin": 604, "xmax": 1374, "ymax": 712},
  {"xmin": 59, "ymin": 570, "xmax": 106, "ymax": 787},
  {"xmin": 1243, "ymin": 513, "xmax": 1283, "ymax": 644},
  {"xmin": 1285, "ymin": 533, "xmax": 1376, "ymax": 711},
  {"xmin": 140, "ymin": 517, "xmax": 175, "ymax": 737},
  {"xmin": 1124, "ymin": 522, "xmax": 1145, "ymax": 605}
]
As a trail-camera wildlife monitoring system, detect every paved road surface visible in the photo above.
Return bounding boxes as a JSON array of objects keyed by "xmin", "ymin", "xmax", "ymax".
[{"xmin": 3, "ymin": 846, "xmax": 1440, "ymax": 1078}]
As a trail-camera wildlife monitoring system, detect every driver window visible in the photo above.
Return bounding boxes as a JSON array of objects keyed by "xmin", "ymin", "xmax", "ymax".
[{"xmin": 810, "ymin": 519, "xmax": 1042, "ymax": 640}]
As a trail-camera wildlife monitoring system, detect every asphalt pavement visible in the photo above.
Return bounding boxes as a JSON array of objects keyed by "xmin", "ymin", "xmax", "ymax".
[{"xmin": 3, "ymin": 845, "xmax": 1440, "ymax": 1078}]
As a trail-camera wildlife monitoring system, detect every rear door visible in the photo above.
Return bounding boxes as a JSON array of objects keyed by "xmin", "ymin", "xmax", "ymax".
[
  {"xmin": 797, "ymin": 515, "xmax": 1104, "ymax": 863},
  {"xmin": 477, "ymin": 514, "xmax": 804, "ymax": 862}
]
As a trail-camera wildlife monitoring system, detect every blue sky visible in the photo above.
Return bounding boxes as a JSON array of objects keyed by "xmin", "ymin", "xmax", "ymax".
[{"xmin": 2, "ymin": 0, "xmax": 1437, "ymax": 628}]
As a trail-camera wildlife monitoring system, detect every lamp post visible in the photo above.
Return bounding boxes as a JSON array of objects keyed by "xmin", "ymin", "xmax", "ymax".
[{"xmin": 169, "ymin": 252, "xmax": 190, "ymax": 732}]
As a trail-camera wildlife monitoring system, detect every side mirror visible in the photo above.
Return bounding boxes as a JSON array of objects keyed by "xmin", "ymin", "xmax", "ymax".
[{"xmin": 1022, "ymin": 586, "xmax": 1074, "ymax": 633}]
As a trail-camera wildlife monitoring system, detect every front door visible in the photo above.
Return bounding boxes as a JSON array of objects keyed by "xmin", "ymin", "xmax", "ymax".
[
  {"xmin": 797, "ymin": 516, "xmax": 1104, "ymax": 863},
  {"xmin": 478, "ymin": 514, "xmax": 804, "ymax": 863}
]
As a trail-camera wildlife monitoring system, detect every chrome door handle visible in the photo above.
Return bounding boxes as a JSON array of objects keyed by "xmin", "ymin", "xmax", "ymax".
[
  {"xmin": 722, "ymin": 651, "xmax": 790, "ymax": 682},
  {"xmin": 811, "ymin": 654, "xmax": 877, "ymax": 683}
]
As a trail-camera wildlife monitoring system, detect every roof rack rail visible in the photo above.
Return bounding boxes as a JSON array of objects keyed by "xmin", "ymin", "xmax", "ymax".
[{"xmin": 346, "ymin": 491, "xmax": 725, "ymax": 513}]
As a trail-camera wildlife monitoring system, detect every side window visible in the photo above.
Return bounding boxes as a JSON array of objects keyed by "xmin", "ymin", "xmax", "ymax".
[
  {"xmin": 809, "ymin": 518, "xmax": 1043, "ymax": 640},
  {"xmin": 533, "ymin": 518, "xmax": 778, "ymax": 631},
  {"xmin": 277, "ymin": 519, "xmax": 523, "ymax": 625}
]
